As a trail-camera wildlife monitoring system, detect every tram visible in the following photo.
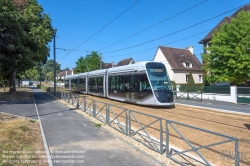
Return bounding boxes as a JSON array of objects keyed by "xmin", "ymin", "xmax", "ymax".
[{"xmin": 65, "ymin": 61, "xmax": 174, "ymax": 106}]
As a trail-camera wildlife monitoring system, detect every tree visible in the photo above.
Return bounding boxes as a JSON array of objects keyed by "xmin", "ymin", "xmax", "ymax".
[
  {"xmin": 202, "ymin": 11, "xmax": 250, "ymax": 85},
  {"xmin": 42, "ymin": 59, "xmax": 61, "ymax": 81},
  {"xmin": 187, "ymin": 72, "xmax": 195, "ymax": 86},
  {"xmin": 75, "ymin": 51, "xmax": 103, "ymax": 73},
  {"xmin": 0, "ymin": 0, "xmax": 54, "ymax": 93}
]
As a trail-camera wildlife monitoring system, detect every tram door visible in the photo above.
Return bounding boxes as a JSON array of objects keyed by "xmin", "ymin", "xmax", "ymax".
[{"xmin": 124, "ymin": 74, "xmax": 137, "ymax": 102}]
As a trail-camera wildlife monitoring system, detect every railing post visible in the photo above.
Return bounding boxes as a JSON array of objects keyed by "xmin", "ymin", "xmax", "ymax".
[
  {"xmin": 71, "ymin": 94, "xmax": 74, "ymax": 105},
  {"xmin": 126, "ymin": 109, "xmax": 129, "ymax": 136},
  {"xmin": 67, "ymin": 93, "xmax": 70, "ymax": 103},
  {"xmin": 160, "ymin": 118, "xmax": 163, "ymax": 155},
  {"xmin": 84, "ymin": 97, "xmax": 86, "ymax": 112},
  {"xmin": 93, "ymin": 100, "xmax": 96, "ymax": 117},
  {"xmin": 235, "ymin": 139, "xmax": 239, "ymax": 166},
  {"xmin": 166, "ymin": 120, "xmax": 170, "ymax": 158},
  {"xmin": 106, "ymin": 104, "xmax": 109, "ymax": 124},
  {"xmin": 76, "ymin": 95, "xmax": 79, "ymax": 109},
  {"xmin": 201, "ymin": 92, "xmax": 203, "ymax": 102},
  {"xmin": 128, "ymin": 110, "xmax": 131, "ymax": 136}
]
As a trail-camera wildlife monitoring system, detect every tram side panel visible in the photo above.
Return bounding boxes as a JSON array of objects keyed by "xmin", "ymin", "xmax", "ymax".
[
  {"xmin": 87, "ymin": 75, "xmax": 105, "ymax": 97},
  {"xmin": 106, "ymin": 72, "xmax": 156, "ymax": 105},
  {"xmin": 71, "ymin": 77, "xmax": 79, "ymax": 92},
  {"xmin": 79, "ymin": 75, "xmax": 87, "ymax": 94}
]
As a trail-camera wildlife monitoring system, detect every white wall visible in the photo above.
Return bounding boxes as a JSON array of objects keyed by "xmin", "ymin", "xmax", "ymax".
[
  {"xmin": 176, "ymin": 86, "xmax": 237, "ymax": 103},
  {"xmin": 153, "ymin": 49, "xmax": 174, "ymax": 81},
  {"xmin": 173, "ymin": 70, "xmax": 202, "ymax": 84}
]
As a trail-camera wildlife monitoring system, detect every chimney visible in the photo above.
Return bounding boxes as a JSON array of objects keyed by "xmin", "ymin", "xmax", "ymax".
[{"xmin": 185, "ymin": 46, "xmax": 194, "ymax": 54}]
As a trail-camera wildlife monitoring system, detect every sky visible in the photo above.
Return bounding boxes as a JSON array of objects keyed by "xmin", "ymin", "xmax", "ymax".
[{"xmin": 37, "ymin": 0, "xmax": 250, "ymax": 70}]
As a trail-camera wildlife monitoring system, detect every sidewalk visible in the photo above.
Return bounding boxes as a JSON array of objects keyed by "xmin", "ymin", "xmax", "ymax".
[
  {"xmin": 175, "ymin": 98, "xmax": 250, "ymax": 115},
  {"xmin": 1, "ymin": 88, "xmax": 164, "ymax": 166}
]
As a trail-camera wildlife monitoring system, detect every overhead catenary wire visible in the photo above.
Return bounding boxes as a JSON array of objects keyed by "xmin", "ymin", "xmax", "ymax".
[
  {"xmin": 102, "ymin": 4, "xmax": 248, "ymax": 54},
  {"xmin": 103, "ymin": 30, "xmax": 210, "ymax": 58},
  {"xmin": 98, "ymin": 0, "xmax": 208, "ymax": 52},
  {"xmin": 62, "ymin": 30, "xmax": 209, "ymax": 68},
  {"xmin": 59, "ymin": 0, "xmax": 140, "ymax": 62}
]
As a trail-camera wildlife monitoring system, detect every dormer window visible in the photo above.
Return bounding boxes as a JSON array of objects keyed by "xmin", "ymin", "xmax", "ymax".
[{"xmin": 183, "ymin": 61, "xmax": 192, "ymax": 68}]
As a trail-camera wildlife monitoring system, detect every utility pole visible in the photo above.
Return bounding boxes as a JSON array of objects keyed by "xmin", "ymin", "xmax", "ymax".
[
  {"xmin": 53, "ymin": 29, "xmax": 57, "ymax": 95},
  {"xmin": 100, "ymin": 53, "xmax": 102, "ymax": 69}
]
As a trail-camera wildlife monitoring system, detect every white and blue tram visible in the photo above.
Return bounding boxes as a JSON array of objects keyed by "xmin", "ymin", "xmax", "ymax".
[{"xmin": 65, "ymin": 61, "xmax": 174, "ymax": 106}]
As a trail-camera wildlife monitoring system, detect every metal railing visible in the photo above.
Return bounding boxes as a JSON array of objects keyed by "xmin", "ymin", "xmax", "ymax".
[
  {"xmin": 166, "ymin": 120, "xmax": 239, "ymax": 166},
  {"xmin": 46, "ymin": 88, "xmax": 241, "ymax": 166},
  {"xmin": 129, "ymin": 110, "xmax": 164, "ymax": 154},
  {"xmin": 176, "ymin": 91, "xmax": 202, "ymax": 101}
]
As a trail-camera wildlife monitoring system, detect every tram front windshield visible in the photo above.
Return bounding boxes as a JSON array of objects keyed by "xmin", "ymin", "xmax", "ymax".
[{"xmin": 146, "ymin": 64, "xmax": 172, "ymax": 91}]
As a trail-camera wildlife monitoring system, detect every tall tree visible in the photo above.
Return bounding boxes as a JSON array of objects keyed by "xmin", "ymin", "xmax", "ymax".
[
  {"xmin": 75, "ymin": 51, "xmax": 103, "ymax": 73},
  {"xmin": 187, "ymin": 72, "xmax": 195, "ymax": 86},
  {"xmin": 202, "ymin": 11, "xmax": 250, "ymax": 85},
  {"xmin": 42, "ymin": 59, "xmax": 61, "ymax": 81},
  {"xmin": 0, "ymin": 0, "xmax": 54, "ymax": 93}
]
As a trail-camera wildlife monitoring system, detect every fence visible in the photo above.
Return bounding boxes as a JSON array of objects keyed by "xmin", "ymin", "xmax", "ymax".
[
  {"xmin": 46, "ymin": 87, "xmax": 241, "ymax": 166},
  {"xmin": 237, "ymin": 87, "xmax": 250, "ymax": 104}
]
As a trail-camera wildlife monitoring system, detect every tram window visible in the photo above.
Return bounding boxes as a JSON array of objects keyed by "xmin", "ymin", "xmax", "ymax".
[
  {"xmin": 65, "ymin": 79, "xmax": 69, "ymax": 88},
  {"xmin": 89, "ymin": 77, "xmax": 103, "ymax": 93},
  {"xmin": 79, "ymin": 78, "xmax": 86, "ymax": 91},
  {"xmin": 135, "ymin": 74, "xmax": 151, "ymax": 93}
]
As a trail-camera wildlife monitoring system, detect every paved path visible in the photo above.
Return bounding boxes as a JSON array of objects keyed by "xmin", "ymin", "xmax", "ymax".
[
  {"xmin": 0, "ymin": 98, "xmax": 38, "ymax": 120},
  {"xmin": 175, "ymin": 98, "xmax": 250, "ymax": 115},
  {"xmin": 1, "ymin": 88, "xmax": 163, "ymax": 166}
]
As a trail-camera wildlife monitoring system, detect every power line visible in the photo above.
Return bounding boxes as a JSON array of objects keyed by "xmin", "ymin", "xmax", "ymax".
[
  {"xmin": 62, "ymin": 29, "xmax": 209, "ymax": 68},
  {"xmin": 98, "ymin": 0, "xmax": 208, "ymax": 52},
  {"xmin": 59, "ymin": 0, "xmax": 140, "ymax": 62},
  {"xmin": 102, "ymin": 4, "xmax": 247, "ymax": 54},
  {"xmin": 103, "ymin": 30, "xmax": 210, "ymax": 58},
  {"xmin": 56, "ymin": 48, "xmax": 90, "ymax": 52}
]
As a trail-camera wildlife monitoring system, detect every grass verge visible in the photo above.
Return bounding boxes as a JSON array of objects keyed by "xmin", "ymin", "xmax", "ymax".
[{"xmin": 0, "ymin": 113, "xmax": 47, "ymax": 166}]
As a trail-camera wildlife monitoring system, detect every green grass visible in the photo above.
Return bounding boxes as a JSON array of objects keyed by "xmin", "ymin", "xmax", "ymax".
[{"xmin": 95, "ymin": 123, "xmax": 102, "ymax": 128}]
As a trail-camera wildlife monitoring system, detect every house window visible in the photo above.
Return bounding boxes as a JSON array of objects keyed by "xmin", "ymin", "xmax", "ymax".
[
  {"xmin": 186, "ymin": 75, "xmax": 189, "ymax": 82},
  {"xmin": 186, "ymin": 61, "xmax": 190, "ymax": 67},
  {"xmin": 199, "ymin": 75, "xmax": 202, "ymax": 82}
]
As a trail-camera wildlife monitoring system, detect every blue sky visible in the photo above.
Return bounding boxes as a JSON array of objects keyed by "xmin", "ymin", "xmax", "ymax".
[{"xmin": 37, "ymin": 0, "xmax": 250, "ymax": 70}]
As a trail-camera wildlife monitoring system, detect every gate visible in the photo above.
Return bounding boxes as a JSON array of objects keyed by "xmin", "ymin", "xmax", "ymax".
[{"xmin": 237, "ymin": 87, "xmax": 250, "ymax": 104}]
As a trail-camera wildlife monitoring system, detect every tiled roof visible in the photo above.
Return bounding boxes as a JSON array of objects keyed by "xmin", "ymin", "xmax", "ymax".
[
  {"xmin": 103, "ymin": 63, "xmax": 113, "ymax": 69},
  {"xmin": 56, "ymin": 70, "xmax": 73, "ymax": 77},
  {"xmin": 158, "ymin": 46, "xmax": 202, "ymax": 71},
  {"xmin": 199, "ymin": 4, "xmax": 250, "ymax": 44},
  {"xmin": 116, "ymin": 58, "xmax": 134, "ymax": 66},
  {"xmin": 198, "ymin": 17, "xmax": 232, "ymax": 44}
]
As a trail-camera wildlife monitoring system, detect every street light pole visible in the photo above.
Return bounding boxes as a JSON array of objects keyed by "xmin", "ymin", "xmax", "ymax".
[{"xmin": 53, "ymin": 29, "xmax": 57, "ymax": 95}]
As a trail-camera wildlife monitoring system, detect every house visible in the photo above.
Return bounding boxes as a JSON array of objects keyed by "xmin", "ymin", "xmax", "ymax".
[
  {"xmin": 116, "ymin": 58, "xmax": 134, "ymax": 66},
  {"xmin": 103, "ymin": 62, "xmax": 115, "ymax": 69},
  {"xmin": 56, "ymin": 69, "xmax": 75, "ymax": 82},
  {"xmin": 199, "ymin": 4, "xmax": 250, "ymax": 52},
  {"xmin": 153, "ymin": 46, "xmax": 202, "ymax": 84}
]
